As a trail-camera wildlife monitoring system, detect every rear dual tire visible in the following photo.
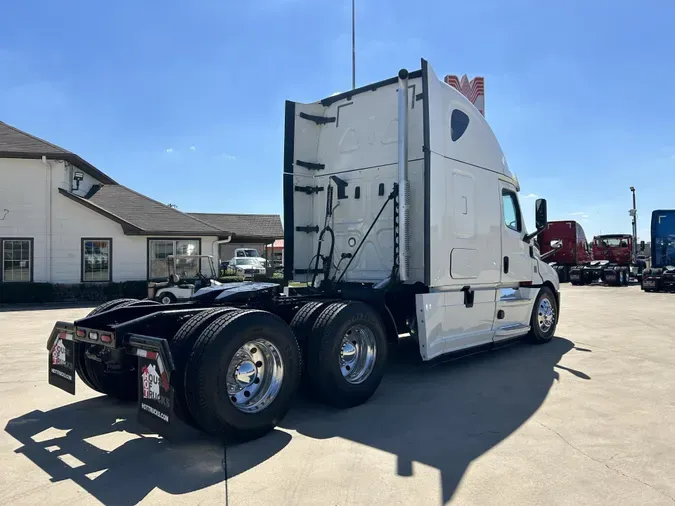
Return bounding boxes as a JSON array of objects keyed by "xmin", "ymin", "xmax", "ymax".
[
  {"xmin": 293, "ymin": 301, "xmax": 389, "ymax": 409},
  {"xmin": 76, "ymin": 298, "xmax": 157, "ymax": 400},
  {"xmin": 182, "ymin": 309, "xmax": 302, "ymax": 443}
]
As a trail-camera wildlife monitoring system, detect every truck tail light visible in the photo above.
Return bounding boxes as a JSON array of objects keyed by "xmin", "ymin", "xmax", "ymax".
[
  {"xmin": 100, "ymin": 334, "xmax": 112, "ymax": 344},
  {"xmin": 89, "ymin": 332, "xmax": 98, "ymax": 341},
  {"xmin": 76, "ymin": 329, "xmax": 86, "ymax": 338}
]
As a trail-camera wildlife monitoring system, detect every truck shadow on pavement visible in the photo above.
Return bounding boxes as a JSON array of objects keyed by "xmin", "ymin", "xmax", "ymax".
[
  {"xmin": 4, "ymin": 397, "xmax": 292, "ymax": 505},
  {"xmin": 5, "ymin": 336, "xmax": 585, "ymax": 505},
  {"xmin": 274, "ymin": 335, "xmax": 585, "ymax": 505}
]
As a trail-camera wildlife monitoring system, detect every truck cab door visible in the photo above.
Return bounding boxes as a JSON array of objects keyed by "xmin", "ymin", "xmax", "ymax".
[
  {"xmin": 495, "ymin": 181, "xmax": 535, "ymax": 341},
  {"xmin": 499, "ymin": 182, "xmax": 532, "ymax": 284}
]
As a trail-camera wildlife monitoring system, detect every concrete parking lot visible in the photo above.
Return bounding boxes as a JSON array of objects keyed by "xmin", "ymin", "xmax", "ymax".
[{"xmin": 1, "ymin": 285, "xmax": 674, "ymax": 505}]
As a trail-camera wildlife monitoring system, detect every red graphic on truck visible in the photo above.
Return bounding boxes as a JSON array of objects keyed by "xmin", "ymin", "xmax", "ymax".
[
  {"xmin": 51, "ymin": 339, "xmax": 67, "ymax": 366},
  {"xmin": 141, "ymin": 364, "xmax": 162, "ymax": 400}
]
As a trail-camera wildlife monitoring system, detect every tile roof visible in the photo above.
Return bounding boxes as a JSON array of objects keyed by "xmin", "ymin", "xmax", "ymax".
[
  {"xmin": 0, "ymin": 120, "xmax": 116, "ymax": 184},
  {"xmin": 188, "ymin": 213, "xmax": 283, "ymax": 240},
  {"xmin": 59, "ymin": 185, "xmax": 232, "ymax": 236}
]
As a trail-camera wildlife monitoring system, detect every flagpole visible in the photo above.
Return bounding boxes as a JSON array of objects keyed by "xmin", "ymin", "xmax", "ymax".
[{"xmin": 351, "ymin": 0, "xmax": 356, "ymax": 89}]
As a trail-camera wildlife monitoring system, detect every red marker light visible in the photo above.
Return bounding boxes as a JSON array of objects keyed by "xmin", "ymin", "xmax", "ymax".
[
  {"xmin": 76, "ymin": 329, "xmax": 86, "ymax": 338},
  {"xmin": 101, "ymin": 334, "xmax": 112, "ymax": 344}
]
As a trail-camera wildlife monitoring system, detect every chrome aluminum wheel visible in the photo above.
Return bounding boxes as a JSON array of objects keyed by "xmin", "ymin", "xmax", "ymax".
[
  {"xmin": 339, "ymin": 324, "xmax": 377, "ymax": 384},
  {"xmin": 537, "ymin": 297, "xmax": 555, "ymax": 333},
  {"xmin": 226, "ymin": 339, "xmax": 284, "ymax": 413}
]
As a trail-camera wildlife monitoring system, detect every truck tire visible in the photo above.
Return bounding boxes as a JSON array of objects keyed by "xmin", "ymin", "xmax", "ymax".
[
  {"xmin": 84, "ymin": 299, "xmax": 160, "ymax": 401},
  {"xmin": 184, "ymin": 309, "xmax": 302, "ymax": 443},
  {"xmin": 306, "ymin": 301, "xmax": 388, "ymax": 409},
  {"xmin": 169, "ymin": 307, "xmax": 240, "ymax": 429},
  {"xmin": 559, "ymin": 266, "xmax": 569, "ymax": 283},
  {"xmin": 290, "ymin": 301, "xmax": 326, "ymax": 363},
  {"xmin": 75, "ymin": 298, "xmax": 140, "ymax": 392},
  {"xmin": 528, "ymin": 287, "xmax": 558, "ymax": 344}
]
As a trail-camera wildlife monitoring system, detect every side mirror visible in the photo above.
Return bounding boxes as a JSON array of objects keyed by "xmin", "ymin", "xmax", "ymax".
[
  {"xmin": 640, "ymin": 240, "xmax": 645, "ymax": 251},
  {"xmin": 535, "ymin": 198, "xmax": 548, "ymax": 231},
  {"xmin": 524, "ymin": 198, "xmax": 548, "ymax": 243}
]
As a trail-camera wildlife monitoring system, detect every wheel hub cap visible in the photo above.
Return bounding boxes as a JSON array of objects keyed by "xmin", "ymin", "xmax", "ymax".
[
  {"xmin": 234, "ymin": 361, "xmax": 257, "ymax": 386},
  {"xmin": 226, "ymin": 340, "xmax": 284, "ymax": 413},
  {"xmin": 339, "ymin": 325, "xmax": 377, "ymax": 385},
  {"xmin": 538, "ymin": 298, "xmax": 555, "ymax": 333}
]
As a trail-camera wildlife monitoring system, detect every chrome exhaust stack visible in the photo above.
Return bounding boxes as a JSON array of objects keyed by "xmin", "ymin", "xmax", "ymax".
[{"xmin": 397, "ymin": 68, "xmax": 410, "ymax": 282}]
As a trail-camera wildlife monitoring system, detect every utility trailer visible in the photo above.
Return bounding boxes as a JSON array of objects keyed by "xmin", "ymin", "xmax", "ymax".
[
  {"xmin": 641, "ymin": 210, "xmax": 675, "ymax": 292},
  {"xmin": 538, "ymin": 220, "xmax": 591, "ymax": 283},
  {"xmin": 45, "ymin": 59, "xmax": 561, "ymax": 443},
  {"xmin": 568, "ymin": 234, "xmax": 639, "ymax": 286}
]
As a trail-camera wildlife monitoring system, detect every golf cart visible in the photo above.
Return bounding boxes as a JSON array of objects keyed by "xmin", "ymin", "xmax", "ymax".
[{"xmin": 147, "ymin": 254, "xmax": 220, "ymax": 304}]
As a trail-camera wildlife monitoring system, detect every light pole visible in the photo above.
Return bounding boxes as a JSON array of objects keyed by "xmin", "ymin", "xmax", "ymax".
[
  {"xmin": 351, "ymin": 0, "xmax": 356, "ymax": 90},
  {"xmin": 629, "ymin": 186, "xmax": 637, "ymax": 260}
]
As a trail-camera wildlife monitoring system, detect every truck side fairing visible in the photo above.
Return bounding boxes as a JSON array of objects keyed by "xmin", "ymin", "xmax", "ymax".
[
  {"xmin": 283, "ymin": 59, "xmax": 517, "ymax": 290},
  {"xmin": 539, "ymin": 220, "xmax": 590, "ymax": 265},
  {"xmin": 283, "ymin": 70, "xmax": 426, "ymax": 285}
]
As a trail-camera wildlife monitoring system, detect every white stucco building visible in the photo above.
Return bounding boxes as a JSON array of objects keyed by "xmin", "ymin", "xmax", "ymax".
[{"xmin": 0, "ymin": 120, "xmax": 282, "ymax": 285}]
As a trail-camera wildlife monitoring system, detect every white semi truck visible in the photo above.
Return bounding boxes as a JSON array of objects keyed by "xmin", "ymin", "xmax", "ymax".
[{"xmin": 44, "ymin": 58, "xmax": 560, "ymax": 443}]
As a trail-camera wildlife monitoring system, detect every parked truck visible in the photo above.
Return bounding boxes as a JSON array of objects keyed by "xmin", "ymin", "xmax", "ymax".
[
  {"xmin": 569, "ymin": 234, "xmax": 640, "ymax": 286},
  {"xmin": 45, "ymin": 59, "xmax": 560, "ymax": 443},
  {"xmin": 641, "ymin": 210, "xmax": 675, "ymax": 292},
  {"xmin": 538, "ymin": 220, "xmax": 592, "ymax": 283}
]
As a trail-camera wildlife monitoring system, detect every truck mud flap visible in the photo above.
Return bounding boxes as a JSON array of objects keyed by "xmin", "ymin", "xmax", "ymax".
[
  {"xmin": 127, "ymin": 334, "xmax": 178, "ymax": 440},
  {"xmin": 47, "ymin": 322, "xmax": 77, "ymax": 395}
]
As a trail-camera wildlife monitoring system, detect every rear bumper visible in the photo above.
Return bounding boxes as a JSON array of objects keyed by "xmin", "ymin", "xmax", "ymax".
[{"xmin": 46, "ymin": 322, "xmax": 178, "ymax": 438}]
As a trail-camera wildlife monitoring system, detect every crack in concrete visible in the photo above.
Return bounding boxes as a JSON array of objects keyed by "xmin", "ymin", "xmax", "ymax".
[
  {"xmin": 223, "ymin": 444, "xmax": 229, "ymax": 506},
  {"xmin": 537, "ymin": 421, "xmax": 675, "ymax": 503}
]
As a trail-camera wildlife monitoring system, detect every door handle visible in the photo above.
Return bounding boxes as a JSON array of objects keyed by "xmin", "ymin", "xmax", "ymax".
[{"xmin": 503, "ymin": 256, "xmax": 509, "ymax": 273}]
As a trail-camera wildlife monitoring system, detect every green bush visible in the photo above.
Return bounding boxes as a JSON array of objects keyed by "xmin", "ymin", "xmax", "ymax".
[
  {"xmin": 0, "ymin": 282, "xmax": 55, "ymax": 304},
  {"xmin": 0, "ymin": 280, "xmax": 149, "ymax": 305}
]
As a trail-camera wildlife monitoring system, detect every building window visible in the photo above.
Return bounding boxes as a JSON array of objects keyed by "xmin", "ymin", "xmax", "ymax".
[
  {"xmin": 82, "ymin": 239, "xmax": 112, "ymax": 282},
  {"xmin": 2, "ymin": 239, "xmax": 33, "ymax": 282},
  {"xmin": 502, "ymin": 190, "xmax": 522, "ymax": 233},
  {"xmin": 148, "ymin": 239, "xmax": 201, "ymax": 280}
]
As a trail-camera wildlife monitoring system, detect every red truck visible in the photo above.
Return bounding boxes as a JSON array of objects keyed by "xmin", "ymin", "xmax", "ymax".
[
  {"xmin": 538, "ymin": 220, "xmax": 592, "ymax": 283},
  {"xmin": 569, "ymin": 234, "xmax": 639, "ymax": 286}
]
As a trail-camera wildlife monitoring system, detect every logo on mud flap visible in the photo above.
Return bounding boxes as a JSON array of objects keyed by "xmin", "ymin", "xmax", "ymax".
[
  {"xmin": 51, "ymin": 339, "xmax": 67, "ymax": 366},
  {"xmin": 141, "ymin": 364, "xmax": 162, "ymax": 401}
]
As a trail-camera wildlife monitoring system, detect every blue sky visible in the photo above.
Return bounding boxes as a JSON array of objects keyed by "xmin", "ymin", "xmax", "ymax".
[{"xmin": 1, "ymin": 0, "xmax": 673, "ymax": 241}]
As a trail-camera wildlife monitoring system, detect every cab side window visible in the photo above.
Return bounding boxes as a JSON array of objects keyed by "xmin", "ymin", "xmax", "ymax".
[
  {"xmin": 502, "ymin": 190, "xmax": 522, "ymax": 232},
  {"xmin": 451, "ymin": 109, "xmax": 470, "ymax": 141}
]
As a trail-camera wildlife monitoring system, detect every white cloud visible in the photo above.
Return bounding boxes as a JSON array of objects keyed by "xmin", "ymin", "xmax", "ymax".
[
  {"xmin": 570, "ymin": 211, "xmax": 589, "ymax": 219},
  {"xmin": 523, "ymin": 193, "xmax": 539, "ymax": 199},
  {"xmin": 222, "ymin": 153, "xmax": 236, "ymax": 160},
  {"xmin": 166, "ymin": 148, "xmax": 173, "ymax": 153},
  {"xmin": 189, "ymin": 146, "xmax": 196, "ymax": 151}
]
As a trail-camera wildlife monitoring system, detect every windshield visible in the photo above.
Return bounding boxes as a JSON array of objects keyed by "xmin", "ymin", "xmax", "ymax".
[
  {"xmin": 595, "ymin": 237, "xmax": 629, "ymax": 247},
  {"xmin": 234, "ymin": 258, "xmax": 256, "ymax": 265},
  {"xmin": 655, "ymin": 235, "xmax": 675, "ymax": 266}
]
